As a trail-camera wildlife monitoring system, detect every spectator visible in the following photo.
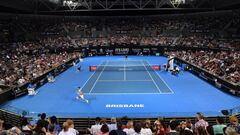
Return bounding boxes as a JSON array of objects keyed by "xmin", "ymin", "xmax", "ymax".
[
  {"xmin": 89, "ymin": 117, "xmax": 102, "ymax": 135},
  {"xmin": 0, "ymin": 122, "xmax": 25, "ymax": 135},
  {"xmin": 227, "ymin": 116, "xmax": 240, "ymax": 134},
  {"xmin": 100, "ymin": 119, "xmax": 108, "ymax": 125},
  {"xmin": 59, "ymin": 122, "xmax": 74, "ymax": 135},
  {"xmin": 66, "ymin": 119, "xmax": 78, "ymax": 135},
  {"xmin": 96, "ymin": 124, "xmax": 109, "ymax": 135},
  {"xmin": 154, "ymin": 120, "xmax": 168, "ymax": 135},
  {"xmin": 123, "ymin": 120, "xmax": 135, "ymax": 135},
  {"xmin": 167, "ymin": 120, "xmax": 180, "ymax": 135},
  {"xmin": 33, "ymin": 120, "xmax": 47, "ymax": 135},
  {"xmin": 145, "ymin": 119, "xmax": 152, "ymax": 130},
  {"xmin": 37, "ymin": 113, "xmax": 49, "ymax": 131},
  {"xmin": 195, "ymin": 113, "xmax": 209, "ymax": 130},
  {"xmin": 196, "ymin": 126, "xmax": 207, "ymax": 135},
  {"xmin": 212, "ymin": 117, "xmax": 226, "ymax": 135},
  {"xmin": 46, "ymin": 125, "xmax": 56, "ymax": 135},
  {"xmin": 180, "ymin": 120, "xmax": 193, "ymax": 135},
  {"xmin": 21, "ymin": 117, "xmax": 33, "ymax": 133},
  {"xmin": 48, "ymin": 116, "xmax": 61, "ymax": 134},
  {"xmin": 108, "ymin": 117, "xmax": 117, "ymax": 132},
  {"xmin": 141, "ymin": 120, "xmax": 152, "ymax": 135},
  {"xmin": 109, "ymin": 130, "xmax": 118, "ymax": 135},
  {"xmin": 133, "ymin": 122, "xmax": 142, "ymax": 135},
  {"xmin": 0, "ymin": 120, "xmax": 7, "ymax": 134},
  {"xmin": 225, "ymin": 127, "xmax": 238, "ymax": 135},
  {"xmin": 206, "ymin": 126, "xmax": 214, "ymax": 135},
  {"xmin": 114, "ymin": 121, "xmax": 127, "ymax": 135}
]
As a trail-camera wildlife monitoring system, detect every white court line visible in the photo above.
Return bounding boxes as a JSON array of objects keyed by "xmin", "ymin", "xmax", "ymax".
[
  {"xmin": 112, "ymin": 60, "xmax": 145, "ymax": 62},
  {"xmin": 141, "ymin": 61, "xmax": 162, "ymax": 94},
  {"xmin": 93, "ymin": 65, "xmax": 143, "ymax": 66},
  {"xmin": 89, "ymin": 61, "xmax": 108, "ymax": 94},
  {"xmin": 145, "ymin": 61, "xmax": 174, "ymax": 94},
  {"xmin": 85, "ymin": 92, "xmax": 173, "ymax": 95},
  {"xmin": 98, "ymin": 80, "xmax": 152, "ymax": 82},
  {"xmin": 80, "ymin": 63, "xmax": 101, "ymax": 90}
]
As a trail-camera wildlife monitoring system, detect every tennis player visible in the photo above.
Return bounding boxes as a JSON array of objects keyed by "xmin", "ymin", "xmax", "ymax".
[
  {"xmin": 167, "ymin": 54, "xmax": 174, "ymax": 71},
  {"xmin": 125, "ymin": 55, "xmax": 128, "ymax": 60},
  {"xmin": 77, "ymin": 66, "xmax": 81, "ymax": 72},
  {"xmin": 76, "ymin": 87, "xmax": 89, "ymax": 103}
]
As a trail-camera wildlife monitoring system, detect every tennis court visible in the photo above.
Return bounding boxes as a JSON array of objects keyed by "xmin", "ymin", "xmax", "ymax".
[
  {"xmin": 1, "ymin": 56, "xmax": 240, "ymax": 117},
  {"xmin": 82, "ymin": 60, "xmax": 173, "ymax": 94}
]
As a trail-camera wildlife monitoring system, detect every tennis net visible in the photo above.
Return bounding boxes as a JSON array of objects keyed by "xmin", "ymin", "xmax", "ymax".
[{"xmin": 89, "ymin": 65, "xmax": 161, "ymax": 71}]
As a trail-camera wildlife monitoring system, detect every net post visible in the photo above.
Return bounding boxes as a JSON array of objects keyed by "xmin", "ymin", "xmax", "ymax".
[{"xmin": 89, "ymin": 66, "xmax": 91, "ymax": 71}]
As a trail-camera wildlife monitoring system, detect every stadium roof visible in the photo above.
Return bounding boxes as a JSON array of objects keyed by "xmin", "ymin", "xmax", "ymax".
[{"xmin": 0, "ymin": 0, "xmax": 240, "ymax": 15}]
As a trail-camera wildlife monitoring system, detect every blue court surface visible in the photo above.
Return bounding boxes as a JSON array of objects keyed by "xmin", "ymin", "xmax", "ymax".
[
  {"xmin": 1, "ymin": 56, "xmax": 240, "ymax": 118},
  {"xmin": 83, "ymin": 60, "xmax": 172, "ymax": 94}
]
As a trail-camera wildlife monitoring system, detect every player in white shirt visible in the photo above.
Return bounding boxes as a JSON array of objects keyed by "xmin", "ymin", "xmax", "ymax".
[
  {"xmin": 167, "ymin": 54, "xmax": 175, "ymax": 71},
  {"xmin": 76, "ymin": 87, "xmax": 89, "ymax": 103}
]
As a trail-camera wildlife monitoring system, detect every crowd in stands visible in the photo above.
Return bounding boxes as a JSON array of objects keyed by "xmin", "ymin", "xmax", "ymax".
[
  {"xmin": 165, "ymin": 50, "xmax": 240, "ymax": 84},
  {"xmin": 0, "ymin": 113, "xmax": 78, "ymax": 135},
  {"xmin": 140, "ymin": 37, "xmax": 175, "ymax": 46},
  {"xmin": 85, "ymin": 113, "xmax": 240, "ymax": 135},
  {"xmin": 173, "ymin": 36, "xmax": 240, "ymax": 49},
  {"xmin": 1, "ymin": 12, "xmax": 240, "ymax": 48},
  {"xmin": 53, "ymin": 35, "xmax": 240, "ymax": 49},
  {"xmin": 0, "ymin": 49, "xmax": 80, "ymax": 86},
  {"xmin": 40, "ymin": 36, "xmax": 72, "ymax": 49},
  {"xmin": 1, "ymin": 113, "xmax": 240, "ymax": 135},
  {"xmin": 0, "ymin": 11, "xmax": 240, "ymax": 86}
]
